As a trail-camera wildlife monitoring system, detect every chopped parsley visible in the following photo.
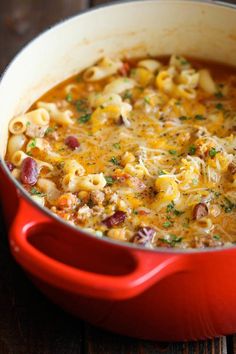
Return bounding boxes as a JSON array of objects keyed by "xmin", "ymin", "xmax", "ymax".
[
  {"xmin": 180, "ymin": 59, "xmax": 189, "ymax": 65},
  {"xmin": 195, "ymin": 114, "xmax": 206, "ymax": 121},
  {"xmin": 209, "ymin": 148, "xmax": 218, "ymax": 158},
  {"xmin": 158, "ymin": 170, "xmax": 167, "ymax": 176},
  {"xmin": 26, "ymin": 121, "xmax": 31, "ymax": 127},
  {"xmin": 215, "ymin": 103, "xmax": 224, "ymax": 110},
  {"xmin": 162, "ymin": 221, "xmax": 172, "ymax": 228},
  {"xmin": 169, "ymin": 149, "xmax": 177, "ymax": 155},
  {"xmin": 188, "ymin": 145, "xmax": 196, "ymax": 155},
  {"xmin": 130, "ymin": 68, "xmax": 137, "ymax": 77},
  {"xmin": 166, "ymin": 201, "xmax": 184, "ymax": 216},
  {"xmin": 123, "ymin": 90, "xmax": 132, "ymax": 100},
  {"xmin": 110, "ymin": 156, "xmax": 119, "ymax": 165},
  {"xmin": 45, "ymin": 127, "xmax": 54, "ymax": 135},
  {"xmin": 113, "ymin": 143, "xmax": 120, "ymax": 149},
  {"xmin": 30, "ymin": 188, "xmax": 46, "ymax": 197},
  {"xmin": 66, "ymin": 93, "xmax": 73, "ymax": 103},
  {"xmin": 174, "ymin": 209, "xmax": 185, "ymax": 216},
  {"xmin": 28, "ymin": 139, "xmax": 36, "ymax": 148},
  {"xmin": 215, "ymin": 91, "xmax": 223, "ymax": 99},
  {"xmin": 213, "ymin": 234, "xmax": 221, "ymax": 240},
  {"xmin": 222, "ymin": 198, "xmax": 235, "ymax": 213},
  {"xmin": 179, "ymin": 116, "xmax": 189, "ymax": 121},
  {"xmin": 159, "ymin": 235, "xmax": 182, "ymax": 246},
  {"xmin": 76, "ymin": 99, "xmax": 88, "ymax": 112},
  {"xmin": 144, "ymin": 96, "xmax": 151, "ymax": 105},
  {"xmin": 105, "ymin": 176, "xmax": 115, "ymax": 185},
  {"xmin": 175, "ymin": 100, "xmax": 181, "ymax": 106},
  {"xmin": 79, "ymin": 113, "xmax": 91, "ymax": 123},
  {"xmin": 166, "ymin": 202, "xmax": 174, "ymax": 212},
  {"xmin": 214, "ymin": 191, "xmax": 221, "ymax": 198}
]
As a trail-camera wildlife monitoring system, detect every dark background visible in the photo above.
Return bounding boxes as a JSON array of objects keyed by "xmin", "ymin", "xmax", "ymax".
[{"xmin": 0, "ymin": 1, "xmax": 236, "ymax": 353}]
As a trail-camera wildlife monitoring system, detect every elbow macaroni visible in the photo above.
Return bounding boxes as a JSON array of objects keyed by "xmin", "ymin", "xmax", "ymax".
[
  {"xmin": 62, "ymin": 173, "xmax": 107, "ymax": 192},
  {"xmin": 83, "ymin": 57, "xmax": 122, "ymax": 81},
  {"xmin": 37, "ymin": 102, "xmax": 74, "ymax": 126}
]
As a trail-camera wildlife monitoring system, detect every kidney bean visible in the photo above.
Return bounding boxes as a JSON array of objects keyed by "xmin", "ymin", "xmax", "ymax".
[
  {"xmin": 133, "ymin": 227, "xmax": 156, "ymax": 246},
  {"xmin": 228, "ymin": 162, "xmax": 236, "ymax": 175},
  {"xmin": 21, "ymin": 157, "xmax": 38, "ymax": 185},
  {"xmin": 103, "ymin": 211, "xmax": 126, "ymax": 228},
  {"xmin": 193, "ymin": 203, "xmax": 208, "ymax": 220},
  {"xmin": 6, "ymin": 161, "xmax": 15, "ymax": 172},
  {"xmin": 65, "ymin": 136, "xmax": 80, "ymax": 150}
]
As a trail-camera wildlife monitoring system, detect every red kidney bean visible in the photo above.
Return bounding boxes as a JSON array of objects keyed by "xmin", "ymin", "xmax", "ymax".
[
  {"xmin": 21, "ymin": 157, "xmax": 38, "ymax": 185},
  {"xmin": 133, "ymin": 227, "xmax": 156, "ymax": 245},
  {"xmin": 65, "ymin": 136, "xmax": 80, "ymax": 150},
  {"xmin": 193, "ymin": 203, "xmax": 208, "ymax": 220},
  {"xmin": 103, "ymin": 211, "xmax": 126, "ymax": 228},
  {"xmin": 6, "ymin": 161, "xmax": 15, "ymax": 172}
]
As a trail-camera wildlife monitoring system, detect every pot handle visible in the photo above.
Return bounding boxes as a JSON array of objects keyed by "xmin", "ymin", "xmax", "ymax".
[{"xmin": 10, "ymin": 197, "xmax": 188, "ymax": 300}]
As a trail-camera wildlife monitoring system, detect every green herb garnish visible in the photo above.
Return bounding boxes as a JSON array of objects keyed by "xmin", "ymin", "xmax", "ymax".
[
  {"xmin": 162, "ymin": 221, "xmax": 172, "ymax": 228},
  {"xmin": 169, "ymin": 150, "xmax": 177, "ymax": 155},
  {"xmin": 215, "ymin": 103, "xmax": 224, "ymax": 110},
  {"xmin": 110, "ymin": 156, "xmax": 119, "ymax": 165},
  {"xmin": 123, "ymin": 90, "xmax": 132, "ymax": 100},
  {"xmin": 113, "ymin": 143, "xmax": 120, "ymax": 149},
  {"xmin": 179, "ymin": 116, "xmax": 189, "ymax": 121},
  {"xmin": 215, "ymin": 91, "xmax": 223, "ymax": 99},
  {"xmin": 66, "ymin": 93, "xmax": 73, "ymax": 103},
  {"xmin": 166, "ymin": 201, "xmax": 174, "ymax": 212},
  {"xmin": 45, "ymin": 127, "xmax": 54, "ymax": 135},
  {"xmin": 209, "ymin": 148, "xmax": 217, "ymax": 158},
  {"xmin": 166, "ymin": 201, "xmax": 184, "ymax": 216},
  {"xmin": 30, "ymin": 188, "xmax": 46, "ymax": 197},
  {"xmin": 144, "ymin": 96, "xmax": 151, "ymax": 105},
  {"xmin": 105, "ymin": 176, "xmax": 115, "ymax": 185},
  {"xmin": 188, "ymin": 145, "xmax": 196, "ymax": 155},
  {"xmin": 159, "ymin": 235, "xmax": 182, "ymax": 246},
  {"xmin": 214, "ymin": 191, "xmax": 221, "ymax": 198},
  {"xmin": 28, "ymin": 139, "xmax": 36, "ymax": 148},
  {"xmin": 180, "ymin": 59, "xmax": 189, "ymax": 65},
  {"xmin": 213, "ymin": 234, "xmax": 221, "ymax": 240},
  {"xmin": 223, "ymin": 198, "xmax": 235, "ymax": 213},
  {"xmin": 195, "ymin": 114, "xmax": 206, "ymax": 121},
  {"xmin": 76, "ymin": 99, "xmax": 88, "ymax": 112},
  {"xmin": 79, "ymin": 113, "xmax": 91, "ymax": 123}
]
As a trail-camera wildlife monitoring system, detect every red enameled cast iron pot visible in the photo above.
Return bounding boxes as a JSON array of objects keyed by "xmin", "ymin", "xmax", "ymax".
[{"xmin": 0, "ymin": 0, "xmax": 236, "ymax": 341}]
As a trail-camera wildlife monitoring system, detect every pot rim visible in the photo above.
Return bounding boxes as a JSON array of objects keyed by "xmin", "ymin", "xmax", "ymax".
[{"xmin": 1, "ymin": 0, "xmax": 236, "ymax": 255}]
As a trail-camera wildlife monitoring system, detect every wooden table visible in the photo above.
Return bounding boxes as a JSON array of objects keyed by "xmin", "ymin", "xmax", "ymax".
[{"xmin": 0, "ymin": 1, "xmax": 236, "ymax": 353}]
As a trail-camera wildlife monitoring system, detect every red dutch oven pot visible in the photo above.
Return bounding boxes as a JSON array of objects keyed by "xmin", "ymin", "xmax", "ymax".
[{"xmin": 0, "ymin": 0, "xmax": 236, "ymax": 341}]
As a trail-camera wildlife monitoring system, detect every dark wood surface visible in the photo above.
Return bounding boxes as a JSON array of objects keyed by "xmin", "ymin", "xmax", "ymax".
[{"xmin": 0, "ymin": 1, "xmax": 236, "ymax": 353}]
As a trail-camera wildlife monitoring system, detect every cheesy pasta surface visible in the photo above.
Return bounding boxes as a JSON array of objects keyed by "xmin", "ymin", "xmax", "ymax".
[{"xmin": 5, "ymin": 55, "xmax": 236, "ymax": 248}]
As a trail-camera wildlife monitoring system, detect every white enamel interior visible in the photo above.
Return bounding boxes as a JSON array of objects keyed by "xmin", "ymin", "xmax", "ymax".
[{"xmin": 0, "ymin": 0, "xmax": 236, "ymax": 159}]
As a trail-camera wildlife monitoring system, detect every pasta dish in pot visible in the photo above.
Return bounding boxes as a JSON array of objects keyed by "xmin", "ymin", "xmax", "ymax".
[{"xmin": 5, "ymin": 55, "xmax": 236, "ymax": 248}]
